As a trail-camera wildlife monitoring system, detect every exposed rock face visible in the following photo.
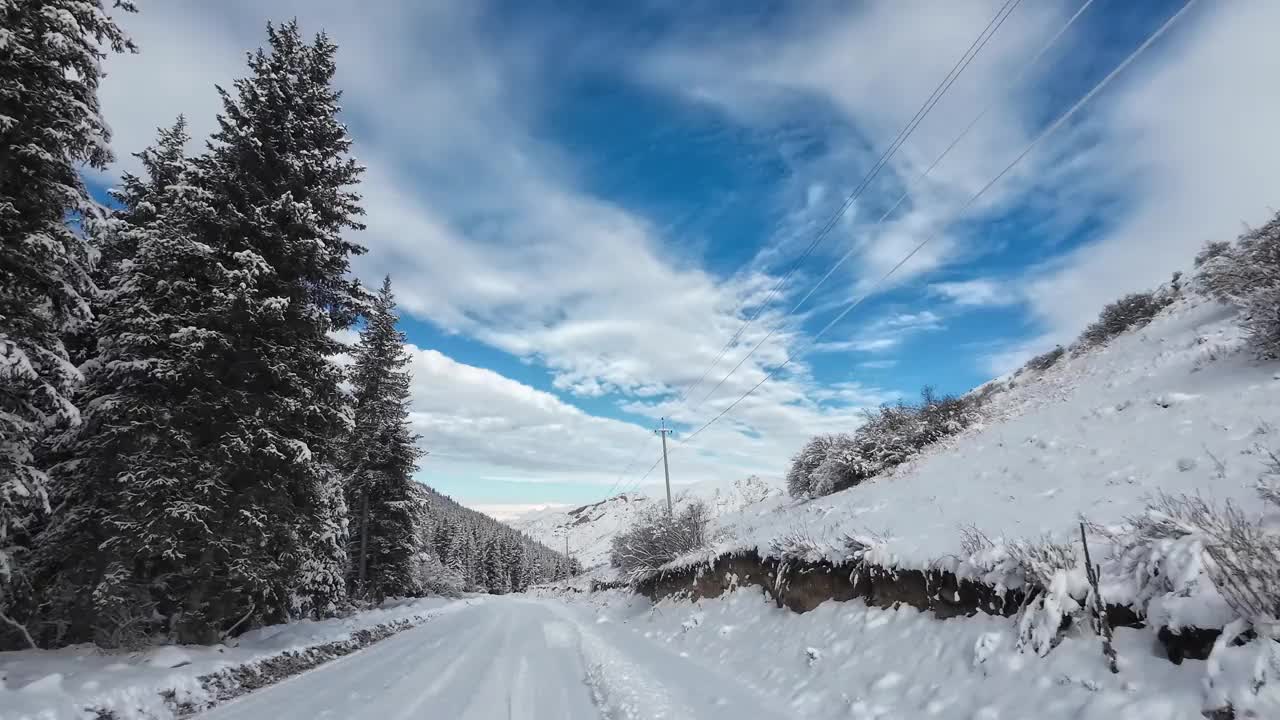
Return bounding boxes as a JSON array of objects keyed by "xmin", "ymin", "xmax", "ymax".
[{"xmin": 634, "ymin": 550, "xmax": 1221, "ymax": 663}]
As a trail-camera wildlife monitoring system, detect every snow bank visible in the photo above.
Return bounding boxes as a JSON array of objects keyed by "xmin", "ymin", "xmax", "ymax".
[
  {"xmin": 0, "ymin": 597, "xmax": 466, "ymax": 720},
  {"xmin": 549, "ymin": 587, "xmax": 1278, "ymax": 719}
]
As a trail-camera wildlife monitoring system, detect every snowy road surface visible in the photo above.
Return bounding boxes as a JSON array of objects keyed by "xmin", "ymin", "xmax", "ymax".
[{"xmin": 197, "ymin": 595, "xmax": 792, "ymax": 720}]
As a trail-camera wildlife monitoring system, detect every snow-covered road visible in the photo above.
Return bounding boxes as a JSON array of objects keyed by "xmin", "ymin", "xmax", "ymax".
[{"xmin": 196, "ymin": 595, "xmax": 791, "ymax": 720}]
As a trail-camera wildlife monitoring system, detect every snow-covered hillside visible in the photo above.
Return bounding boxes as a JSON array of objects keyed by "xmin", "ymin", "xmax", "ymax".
[
  {"xmin": 698, "ymin": 297, "xmax": 1278, "ymax": 571},
  {"xmin": 510, "ymin": 476, "xmax": 783, "ymax": 573},
  {"xmin": 511, "ymin": 493, "xmax": 650, "ymax": 573}
]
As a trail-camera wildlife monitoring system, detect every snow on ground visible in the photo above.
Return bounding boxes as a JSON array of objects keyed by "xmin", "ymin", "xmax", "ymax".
[
  {"xmin": 0, "ymin": 597, "xmax": 467, "ymax": 720},
  {"xmin": 546, "ymin": 586, "xmax": 1279, "ymax": 719},
  {"xmin": 692, "ymin": 299, "xmax": 1279, "ymax": 571},
  {"xmin": 134, "ymin": 595, "xmax": 802, "ymax": 720},
  {"xmin": 197, "ymin": 598, "xmax": 599, "ymax": 720}
]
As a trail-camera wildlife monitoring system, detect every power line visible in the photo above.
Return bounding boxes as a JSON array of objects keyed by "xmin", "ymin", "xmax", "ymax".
[
  {"xmin": 689, "ymin": 0, "xmax": 1098, "ymax": 411},
  {"xmin": 674, "ymin": 0, "xmax": 1199, "ymax": 451},
  {"xmin": 670, "ymin": 0, "xmax": 1024, "ymax": 408},
  {"xmin": 609, "ymin": 0, "xmax": 1025, "ymax": 500},
  {"xmin": 601, "ymin": 438, "xmax": 653, "ymax": 498}
]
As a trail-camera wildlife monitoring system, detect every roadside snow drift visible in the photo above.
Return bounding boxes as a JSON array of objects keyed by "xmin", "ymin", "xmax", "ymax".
[{"xmin": 0, "ymin": 597, "xmax": 466, "ymax": 720}]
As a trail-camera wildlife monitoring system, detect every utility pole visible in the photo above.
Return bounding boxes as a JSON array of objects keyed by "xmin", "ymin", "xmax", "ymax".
[{"xmin": 655, "ymin": 417, "xmax": 674, "ymax": 516}]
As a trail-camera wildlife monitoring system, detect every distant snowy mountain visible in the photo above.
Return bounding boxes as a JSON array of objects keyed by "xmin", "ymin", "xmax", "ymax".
[
  {"xmin": 508, "ymin": 493, "xmax": 649, "ymax": 574},
  {"xmin": 508, "ymin": 475, "xmax": 783, "ymax": 574}
]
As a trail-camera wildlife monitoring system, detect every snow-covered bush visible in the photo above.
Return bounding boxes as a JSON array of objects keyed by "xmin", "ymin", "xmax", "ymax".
[
  {"xmin": 1196, "ymin": 213, "xmax": 1280, "ymax": 358},
  {"xmin": 1094, "ymin": 483, "xmax": 1280, "ymax": 630},
  {"xmin": 785, "ymin": 435, "xmax": 841, "ymax": 498},
  {"xmin": 1023, "ymin": 346, "xmax": 1065, "ymax": 373},
  {"xmin": 808, "ymin": 435, "xmax": 865, "ymax": 497},
  {"xmin": 1203, "ymin": 490, "xmax": 1280, "ymax": 627},
  {"xmin": 913, "ymin": 387, "xmax": 980, "ymax": 447},
  {"xmin": 1090, "ymin": 493, "xmax": 1225, "ymax": 628},
  {"xmin": 770, "ymin": 528, "xmax": 834, "ymax": 565},
  {"xmin": 411, "ymin": 552, "xmax": 464, "ymax": 598},
  {"xmin": 1195, "ymin": 240, "xmax": 1234, "ymax": 269},
  {"xmin": 1107, "ymin": 480, "xmax": 1280, "ymax": 716},
  {"xmin": 609, "ymin": 499, "xmax": 711, "ymax": 584},
  {"xmin": 1075, "ymin": 291, "xmax": 1173, "ymax": 350},
  {"xmin": 1009, "ymin": 537, "xmax": 1085, "ymax": 657},
  {"xmin": 787, "ymin": 388, "xmax": 982, "ymax": 499}
]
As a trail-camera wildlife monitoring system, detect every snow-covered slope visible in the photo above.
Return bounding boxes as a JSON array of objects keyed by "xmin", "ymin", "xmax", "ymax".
[
  {"xmin": 700, "ymin": 297, "xmax": 1278, "ymax": 570},
  {"xmin": 510, "ymin": 476, "xmax": 784, "ymax": 573}
]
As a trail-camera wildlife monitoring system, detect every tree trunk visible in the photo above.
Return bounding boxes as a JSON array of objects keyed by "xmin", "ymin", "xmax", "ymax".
[{"xmin": 358, "ymin": 487, "xmax": 370, "ymax": 597}]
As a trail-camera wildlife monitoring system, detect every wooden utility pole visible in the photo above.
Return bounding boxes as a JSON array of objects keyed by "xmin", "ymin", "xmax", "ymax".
[{"xmin": 655, "ymin": 418, "xmax": 674, "ymax": 516}]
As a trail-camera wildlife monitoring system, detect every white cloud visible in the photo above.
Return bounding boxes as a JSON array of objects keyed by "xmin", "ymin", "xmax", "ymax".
[
  {"xmin": 812, "ymin": 310, "xmax": 944, "ymax": 354},
  {"xmin": 1021, "ymin": 2, "xmax": 1280, "ymax": 337},
  {"xmin": 930, "ymin": 278, "xmax": 1020, "ymax": 307},
  {"xmin": 638, "ymin": 0, "xmax": 1071, "ymax": 293},
  {"xmin": 637, "ymin": 1, "xmax": 1280, "ymax": 362},
  {"xmin": 95, "ymin": 1, "xmax": 892, "ymax": 497},
  {"xmin": 405, "ymin": 342, "xmax": 888, "ymax": 496},
  {"xmin": 94, "ymin": 1, "xmax": 1277, "ymax": 503}
]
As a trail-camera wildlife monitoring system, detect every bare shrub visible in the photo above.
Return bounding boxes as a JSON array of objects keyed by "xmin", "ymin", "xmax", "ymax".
[
  {"xmin": 1259, "ymin": 449, "xmax": 1280, "ymax": 507},
  {"xmin": 788, "ymin": 387, "xmax": 983, "ymax": 500},
  {"xmin": 959, "ymin": 525, "xmax": 994, "ymax": 557},
  {"xmin": 841, "ymin": 530, "xmax": 887, "ymax": 561},
  {"xmin": 1196, "ymin": 213, "xmax": 1280, "ymax": 358},
  {"xmin": 1195, "ymin": 240, "xmax": 1234, "ymax": 269},
  {"xmin": 1023, "ymin": 346, "xmax": 1065, "ymax": 373},
  {"xmin": 915, "ymin": 387, "xmax": 980, "ymax": 447},
  {"xmin": 1203, "ymin": 473, "xmax": 1280, "ymax": 626},
  {"xmin": 609, "ymin": 499, "xmax": 711, "ymax": 583},
  {"xmin": 1076, "ymin": 291, "xmax": 1173, "ymax": 350},
  {"xmin": 1008, "ymin": 537, "xmax": 1078, "ymax": 589},
  {"xmin": 770, "ymin": 527, "xmax": 831, "ymax": 565},
  {"xmin": 1100, "ymin": 489, "xmax": 1280, "ymax": 628},
  {"xmin": 1009, "ymin": 536, "xmax": 1082, "ymax": 657}
]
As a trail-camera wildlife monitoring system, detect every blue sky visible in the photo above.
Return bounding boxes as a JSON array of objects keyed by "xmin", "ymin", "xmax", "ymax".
[{"xmin": 93, "ymin": 0, "xmax": 1280, "ymax": 519}]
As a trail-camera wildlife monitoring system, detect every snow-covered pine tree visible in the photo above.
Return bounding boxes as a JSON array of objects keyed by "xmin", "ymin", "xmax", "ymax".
[
  {"xmin": 0, "ymin": 0, "xmax": 134, "ymax": 648},
  {"xmin": 506, "ymin": 536, "xmax": 529, "ymax": 593},
  {"xmin": 65, "ymin": 116, "xmax": 192, "ymax": 370},
  {"xmin": 402, "ymin": 483, "xmax": 569, "ymax": 596},
  {"xmin": 483, "ymin": 537, "xmax": 509, "ymax": 594},
  {"xmin": 345, "ymin": 277, "xmax": 423, "ymax": 601},
  {"xmin": 97, "ymin": 116, "xmax": 191, "ymax": 279},
  {"xmin": 29, "ymin": 121, "xmax": 244, "ymax": 647},
  {"xmin": 177, "ymin": 21, "xmax": 367, "ymax": 628}
]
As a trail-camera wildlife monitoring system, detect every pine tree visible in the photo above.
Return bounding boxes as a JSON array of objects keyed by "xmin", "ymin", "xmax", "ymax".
[
  {"xmin": 166, "ymin": 21, "xmax": 367, "ymax": 635},
  {"xmin": 483, "ymin": 537, "xmax": 509, "ymax": 595},
  {"xmin": 30, "ymin": 121, "xmax": 242, "ymax": 647},
  {"xmin": 0, "ymin": 0, "xmax": 134, "ymax": 648},
  {"xmin": 345, "ymin": 278, "xmax": 423, "ymax": 601},
  {"xmin": 65, "ymin": 116, "xmax": 191, "ymax": 370},
  {"xmin": 98, "ymin": 116, "xmax": 191, "ymax": 279}
]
